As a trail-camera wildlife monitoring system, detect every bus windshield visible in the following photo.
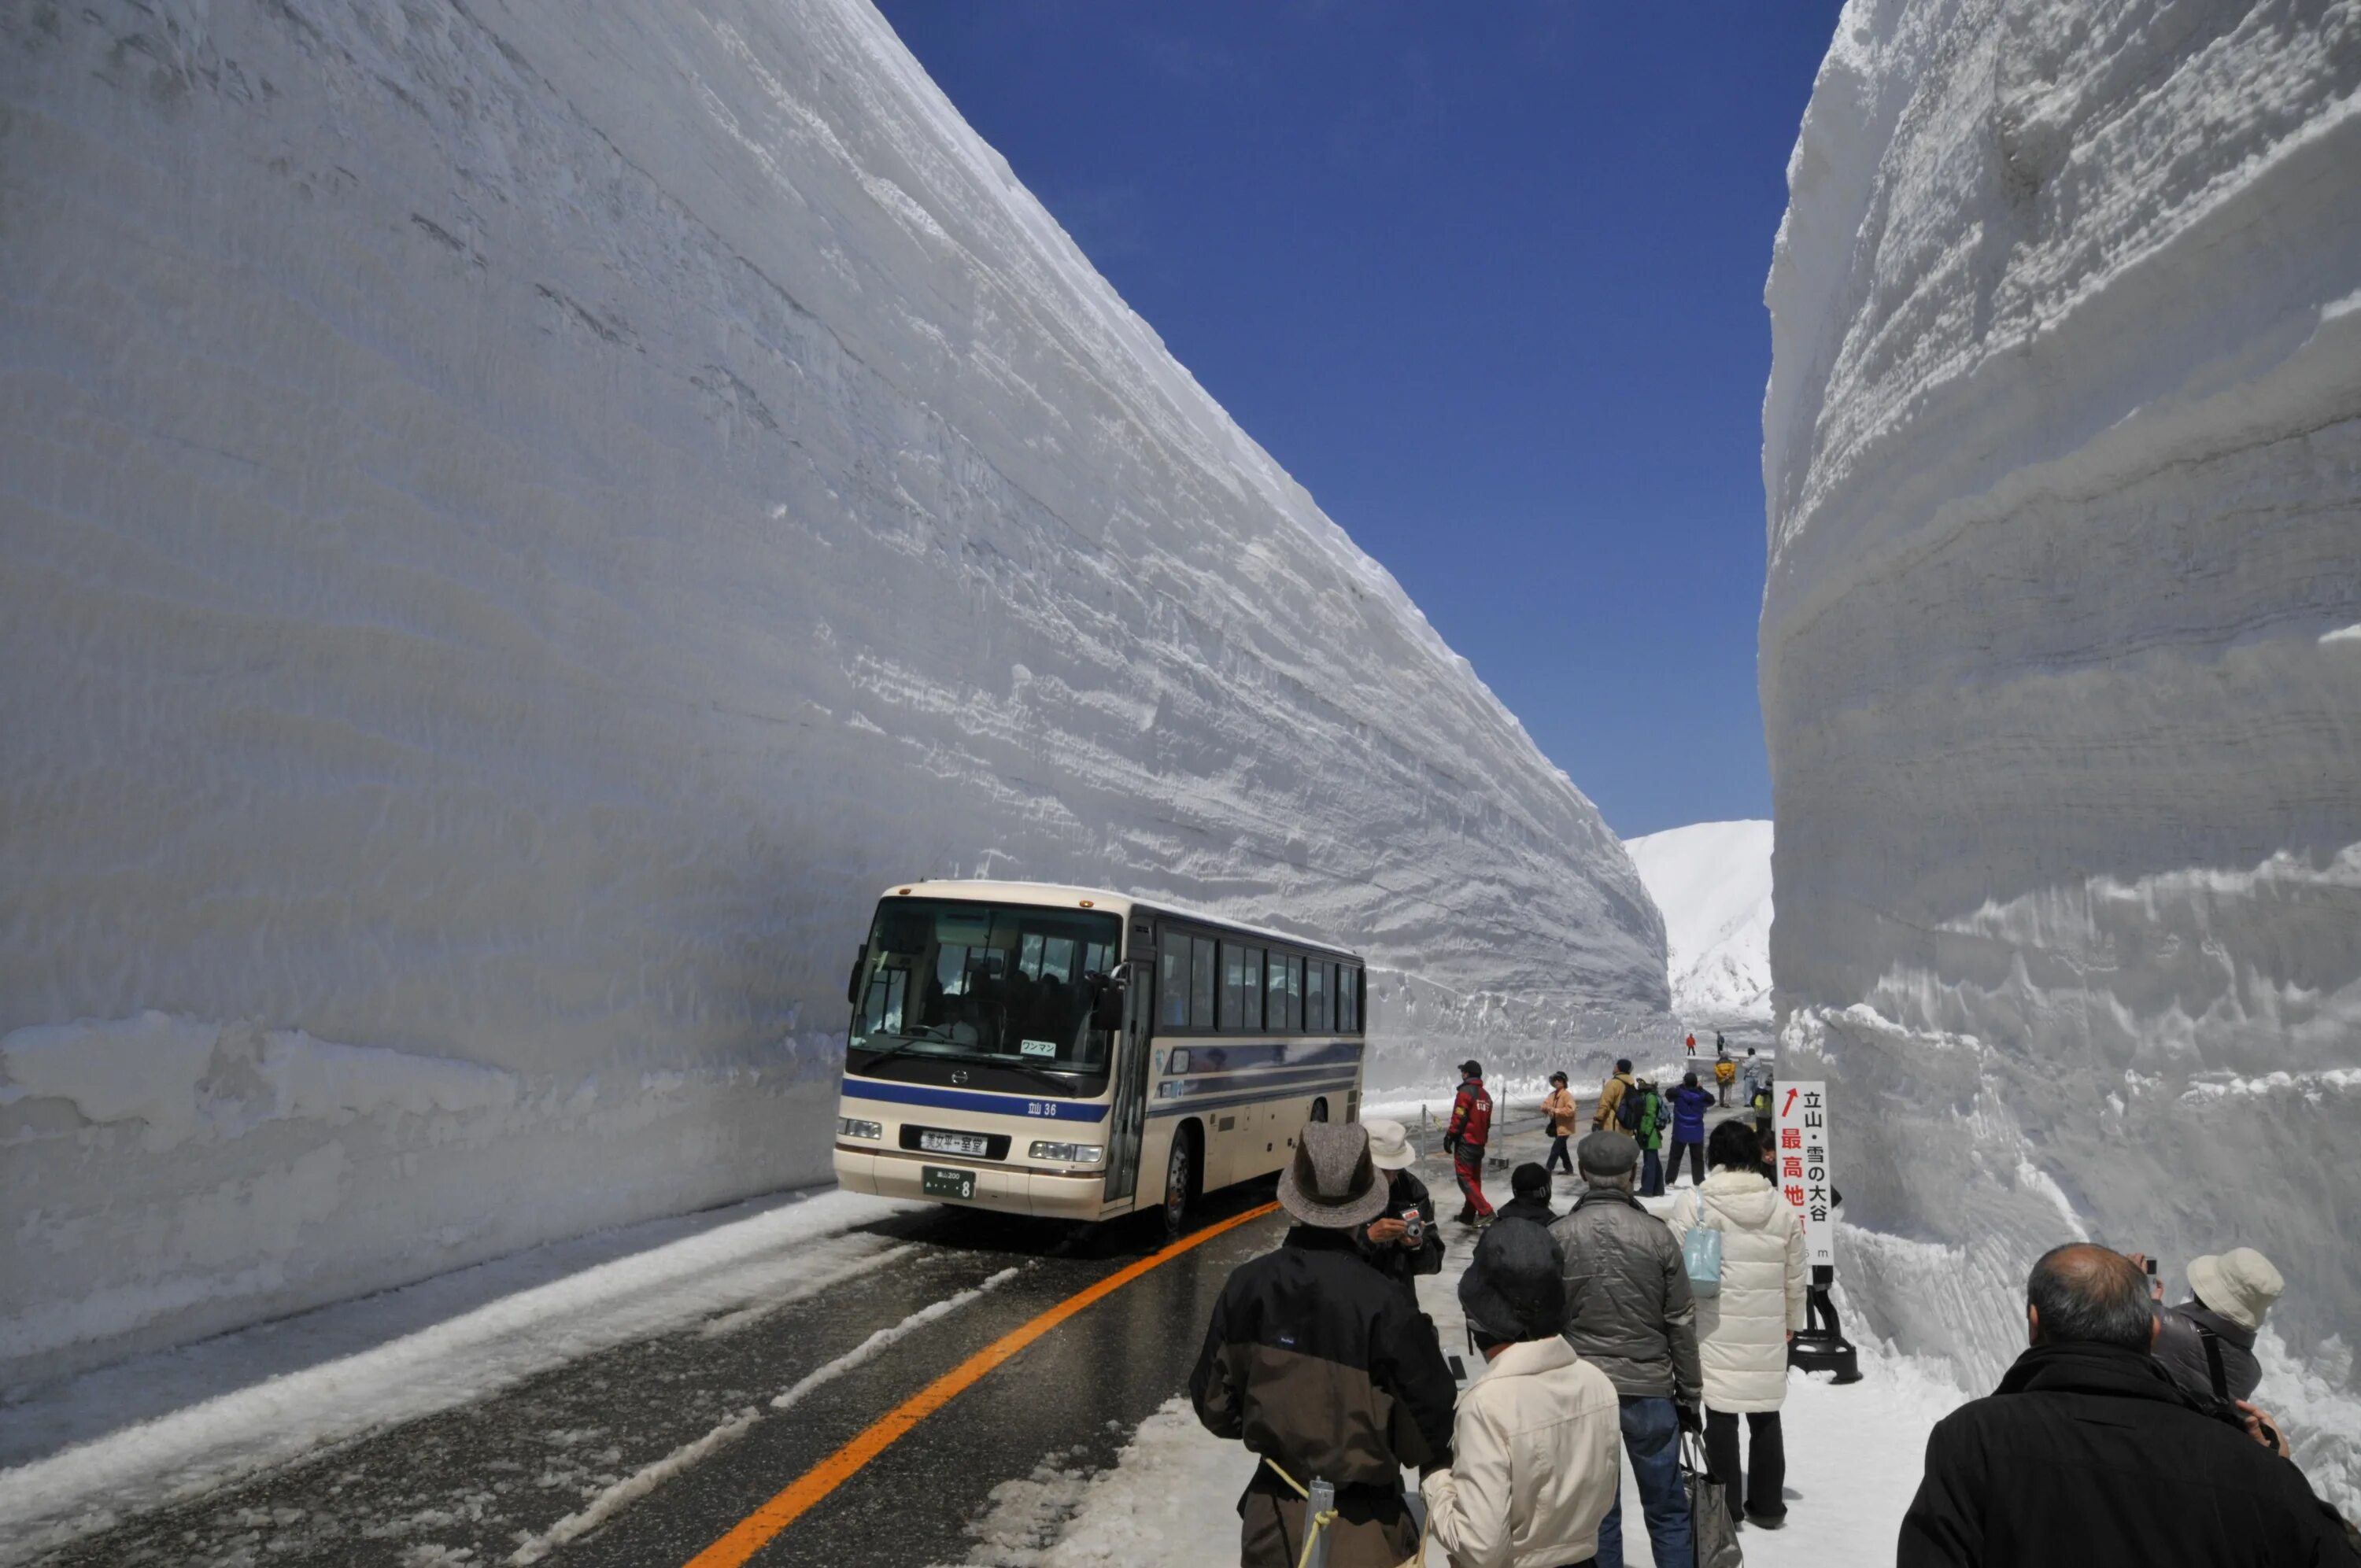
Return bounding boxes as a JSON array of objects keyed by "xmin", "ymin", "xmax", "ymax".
[{"xmin": 848, "ymin": 898, "xmax": 1122, "ymax": 1080}]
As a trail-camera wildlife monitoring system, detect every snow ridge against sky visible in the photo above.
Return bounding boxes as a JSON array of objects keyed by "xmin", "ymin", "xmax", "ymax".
[{"xmin": 0, "ymin": 0, "xmax": 1666, "ymax": 1382}]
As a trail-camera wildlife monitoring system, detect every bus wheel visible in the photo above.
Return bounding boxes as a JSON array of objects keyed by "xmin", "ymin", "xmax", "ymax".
[
  {"xmin": 1162, "ymin": 1132, "xmax": 1194, "ymax": 1241},
  {"xmin": 1309, "ymin": 1097, "xmax": 1329, "ymax": 1123}
]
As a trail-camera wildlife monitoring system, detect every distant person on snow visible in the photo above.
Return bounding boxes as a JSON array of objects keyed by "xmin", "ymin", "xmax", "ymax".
[
  {"xmin": 1356, "ymin": 1118, "xmax": 1446, "ymax": 1308},
  {"xmin": 1443, "ymin": 1060, "xmax": 1495, "ymax": 1224},
  {"xmin": 1541, "ymin": 1072, "xmax": 1580, "ymax": 1175},
  {"xmin": 1423, "ymin": 1219, "xmax": 1621, "ymax": 1568},
  {"xmin": 1552, "ymin": 1131, "xmax": 1705, "ymax": 1568},
  {"xmin": 1594, "ymin": 1057, "xmax": 1639, "ymax": 1134},
  {"xmin": 1897, "ymin": 1244, "xmax": 2357, "ymax": 1568},
  {"xmin": 1495, "ymin": 1161, "xmax": 1557, "ymax": 1227},
  {"xmin": 1668, "ymin": 1117, "xmax": 1808, "ymax": 1533},
  {"xmin": 1665, "ymin": 1073, "xmax": 1714, "ymax": 1188},
  {"xmin": 2146, "ymin": 1247, "xmax": 2284, "ymax": 1405},
  {"xmin": 1192, "ymin": 1122, "xmax": 1458, "ymax": 1568}
]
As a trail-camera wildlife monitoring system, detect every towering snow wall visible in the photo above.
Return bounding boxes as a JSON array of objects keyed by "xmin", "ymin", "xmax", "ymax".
[
  {"xmin": 0, "ymin": 0, "xmax": 1666, "ymax": 1383},
  {"xmin": 1764, "ymin": 0, "xmax": 2361, "ymax": 1501}
]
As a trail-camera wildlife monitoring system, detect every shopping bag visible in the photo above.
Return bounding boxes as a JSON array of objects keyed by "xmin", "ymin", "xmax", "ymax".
[
  {"xmin": 1682, "ymin": 1430, "xmax": 1744, "ymax": 1568},
  {"xmin": 1683, "ymin": 1222, "xmax": 1724, "ymax": 1297}
]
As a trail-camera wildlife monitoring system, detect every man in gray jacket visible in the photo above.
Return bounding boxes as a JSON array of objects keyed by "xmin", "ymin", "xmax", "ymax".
[{"xmin": 1552, "ymin": 1131, "xmax": 1705, "ymax": 1568}]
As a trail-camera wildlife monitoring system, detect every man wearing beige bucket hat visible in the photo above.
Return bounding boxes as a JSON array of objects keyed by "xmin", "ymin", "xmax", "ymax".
[
  {"xmin": 1356, "ymin": 1117, "xmax": 1447, "ymax": 1307},
  {"xmin": 1190, "ymin": 1121, "xmax": 1458, "ymax": 1568},
  {"xmin": 2152, "ymin": 1246, "xmax": 2285, "ymax": 1404}
]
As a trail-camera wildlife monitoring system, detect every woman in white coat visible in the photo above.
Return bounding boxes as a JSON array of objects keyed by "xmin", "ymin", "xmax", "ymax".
[{"xmin": 1667, "ymin": 1116, "xmax": 1807, "ymax": 1530}]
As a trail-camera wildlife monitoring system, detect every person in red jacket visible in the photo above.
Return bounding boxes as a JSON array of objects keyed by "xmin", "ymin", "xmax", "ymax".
[{"xmin": 1444, "ymin": 1059, "xmax": 1495, "ymax": 1224}]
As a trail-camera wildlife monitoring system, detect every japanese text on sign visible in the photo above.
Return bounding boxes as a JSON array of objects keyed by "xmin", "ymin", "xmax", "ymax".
[{"xmin": 1775, "ymin": 1079, "xmax": 1835, "ymax": 1269}]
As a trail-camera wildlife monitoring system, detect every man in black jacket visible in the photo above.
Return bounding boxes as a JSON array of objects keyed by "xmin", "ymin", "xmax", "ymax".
[
  {"xmin": 1898, "ymin": 1243, "xmax": 2358, "ymax": 1567},
  {"xmin": 1192, "ymin": 1121, "xmax": 1458, "ymax": 1568},
  {"xmin": 1356, "ymin": 1118, "xmax": 1446, "ymax": 1307}
]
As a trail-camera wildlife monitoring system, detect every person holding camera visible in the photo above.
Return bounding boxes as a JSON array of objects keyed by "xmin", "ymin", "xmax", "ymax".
[
  {"xmin": 1357, "ymin": 1118, "xmax": 1446, "ymax": 1307},
  {"xmin": 1898, "ymin": 1244, "xmax": 2356, "ymax": 1566},
  {"xmin": 1551, "ymin": 1130, "xmax": 1704, "ymax": 1568},
  {"xmin": 2145, "ymin": 1247, "xmax": 2282, "ymax": 1404}
]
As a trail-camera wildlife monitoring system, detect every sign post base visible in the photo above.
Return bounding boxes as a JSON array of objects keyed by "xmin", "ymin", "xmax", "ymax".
[{"xmin": 1788, "ymin": 1332, "xmax": 1862, "ymax": 1385}]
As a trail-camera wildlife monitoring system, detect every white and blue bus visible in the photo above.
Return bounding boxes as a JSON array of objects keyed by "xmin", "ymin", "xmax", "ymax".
[{"xmin": 831, "ymin": 880, "xmax": 1366, "ymax": 1233}]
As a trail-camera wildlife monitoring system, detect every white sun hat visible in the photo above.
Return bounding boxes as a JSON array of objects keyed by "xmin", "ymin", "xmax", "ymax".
[
  {"xmin": 2187, "ymin": 1248, "xmax": 2284, "ymax": 1332},
  {"xmin": 1362, "ymin": 1117, "xmax": 1417, "ymax": 1171}
]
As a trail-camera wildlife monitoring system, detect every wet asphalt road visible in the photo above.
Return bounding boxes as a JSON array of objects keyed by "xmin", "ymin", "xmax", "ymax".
[
  {"xmin": 36, "ymin": 1101, "xmax": 1631, "ymax": 1568},
  {"xmin": 35, "ymin": 1185, "xmax": 1290, "ymax": 1568}
]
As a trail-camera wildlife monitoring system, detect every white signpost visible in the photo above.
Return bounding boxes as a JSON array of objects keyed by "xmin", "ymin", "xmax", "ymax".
[{"xmin": 1775, "ymin": 1079, "xmax": 1834, "ymax": 1269}]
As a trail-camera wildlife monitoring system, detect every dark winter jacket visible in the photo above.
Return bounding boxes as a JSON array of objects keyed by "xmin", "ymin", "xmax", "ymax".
[
  {"xmin": 1192, "ymin": 1225, "xmax": 1458, "ymax": 1501},
  {"xmin": 1668, "ymin": 1086, "xmax": 1714, "ymax": 1143},
  {"xmin": 1897, "ymin": 1341, "xmax": 2359, "ymax": 1568},
  {"xmin": 1550, "ymin": 1185, "xmax": 1702, "ymax": 1402},
  {"xmin": 2153, "ymin": 1298, "xmax": 2263, "ymax": 1403},
  {"xmin": 1494, "ymin": 1192, "xmax": 1557, "ymax": 1229},
  {"xmin": 1361, "ymin": 1169, "xmax": 1447, "ymax": 1304}
]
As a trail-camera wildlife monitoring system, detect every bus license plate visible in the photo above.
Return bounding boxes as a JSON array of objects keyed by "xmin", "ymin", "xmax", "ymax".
[
  {"xmin": 922, "ymin": 1166, "xmax": 976, "ymax": 1201},
  {"xmin": 918, "ymin": 1130, "xmax": 990, "ymax": 1157}
]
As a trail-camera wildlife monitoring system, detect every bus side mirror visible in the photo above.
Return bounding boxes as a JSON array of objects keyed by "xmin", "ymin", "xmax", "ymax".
[
  {"xmin": 846, "ymin": 943, "xmax": 868, "ymax": 1008},
  {"xmin": 1090, "ymin": 972, "xmax": 1125, "ymax": 1032}
]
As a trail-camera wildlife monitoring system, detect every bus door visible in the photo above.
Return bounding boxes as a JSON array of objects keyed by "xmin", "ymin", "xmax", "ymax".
[{"xmin": 1102, "ymin": 946, "xmax": 1153, "ymax": 1205}]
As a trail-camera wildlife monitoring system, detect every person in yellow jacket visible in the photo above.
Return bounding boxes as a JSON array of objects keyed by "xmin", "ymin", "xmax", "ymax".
[
  {"xmin": 1541, "ymin": 1072, "xmax": 1579, "ymax": 1175},
  {"xmin": 1593, "ymin": 1059, "xmax": 1637, "ymax": 1133},
  {"xmin": 1713, "ymin": 1049, "xmax": 1738, "ymax": 1108}
]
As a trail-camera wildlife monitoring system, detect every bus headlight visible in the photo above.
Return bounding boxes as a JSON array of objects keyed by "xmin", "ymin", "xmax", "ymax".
[
  {"xmin": 1029, "ymin": 1140, "xmax": 1103, "ymax": 1166},
  {"xmin": 837, "ymin": 1116, "xmax": 884, "ymax": 1141}
]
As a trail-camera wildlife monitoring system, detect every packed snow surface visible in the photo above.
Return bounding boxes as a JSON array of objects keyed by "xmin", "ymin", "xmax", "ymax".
[
  {"xmin": 944, "ymin": 1194, "xmax": 1965, "ymax": 1568},
  {"xmin": 0, "ymin": 0, "xmax": 1665, "ymax": 1382},
  {"xmin": 1622, "ymin": 821, "xmax": 1774, "ymax": 1026},
  {"xmin": 1762, "ymin": 0, "xmax": 2361, "ymax": 1503}
]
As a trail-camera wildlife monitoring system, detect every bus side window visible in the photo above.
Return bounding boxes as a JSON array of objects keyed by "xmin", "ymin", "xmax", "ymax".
[
  {"xmin": 1159, "ymin": 939, "xmax": 1189, "ymax": 1028},
  {"xmin": 1224, "ymin": 943, "xmax": 1263, "ymax": 1032},
  {"xmin": 1306, "ymin": 962, "xmax": 1329, "ymax": 1034},
  {"xmin": 1192, "ymin": 935, "xmax": 1217, "ymax": 1028}
]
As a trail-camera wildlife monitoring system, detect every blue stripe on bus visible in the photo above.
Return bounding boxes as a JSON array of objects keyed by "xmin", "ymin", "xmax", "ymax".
[
  {"xmin": 1152, "ymin": 1062, "xmax": 1360, "ymax": 1101},
  {"xmin": 1147, "ymin": 1075, "xmax": 1362, "ymax": 1119},
  {"xmin": 1160, "ymin": 1040, "xmax": 1363, "ymax": 1074},
  {"xmin": 841, "ymin": 1078, "xmax": 1111, "ymax": 1123}
]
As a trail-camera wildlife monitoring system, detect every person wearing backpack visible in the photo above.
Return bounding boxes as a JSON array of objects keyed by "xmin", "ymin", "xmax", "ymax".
[
  {"xmin": 1665, "ymin": 1073, "xmax": 1715, "ymax": 1189},
  {"xmin": 1594, "ymin": 1058, "xmax": 1638, "ymax": 1134},
  {"xmin": 1667, "ymin": 1118, "xmax": 1808, "ymax": 1532},
  {"xmin": 1633, "ymin": 1079, "xmax": 1667, "ymax": 1197}
]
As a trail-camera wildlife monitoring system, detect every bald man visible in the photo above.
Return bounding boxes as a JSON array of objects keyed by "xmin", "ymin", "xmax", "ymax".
[{"xmin": 1898, "ymin": 1245, "xmax": 2356, "ymax": 1566}]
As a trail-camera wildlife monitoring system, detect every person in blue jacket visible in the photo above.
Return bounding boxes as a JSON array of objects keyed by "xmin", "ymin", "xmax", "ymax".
[{"xmin": 1665, "ymin": 1072, "xmax": 1716, "ymax": 1189}]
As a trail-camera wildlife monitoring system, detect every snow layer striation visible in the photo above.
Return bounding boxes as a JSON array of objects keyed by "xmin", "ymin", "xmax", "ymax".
[
  {"xmin": 1622, "ymin": 820, "xmax": 1774, "ymax": 1028},
  {"xmin": 1762, "ymin": 0, "xmax": 2361, "ymax": 1503},
  {"xmin": 0, "ymin": 0, "xmax": 1665, "ymax": 1383}
]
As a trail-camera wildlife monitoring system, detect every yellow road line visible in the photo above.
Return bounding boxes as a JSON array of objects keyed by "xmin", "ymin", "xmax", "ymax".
[{"xmin": 682, "ymin": 1200, "xmax": 1283, "ymax": 1568}]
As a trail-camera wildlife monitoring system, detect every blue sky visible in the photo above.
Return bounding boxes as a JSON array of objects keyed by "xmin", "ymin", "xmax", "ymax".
[{"xmin": 875, "ymin": 2, "xmax": 1844, "ymax": 838}]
